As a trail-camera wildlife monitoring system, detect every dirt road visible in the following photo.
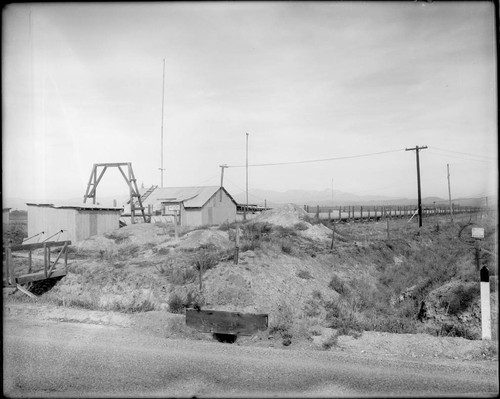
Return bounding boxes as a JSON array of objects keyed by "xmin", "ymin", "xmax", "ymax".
[{"xmin": 3, "ymin": 317, "xmax": 498, "ymax": 397}]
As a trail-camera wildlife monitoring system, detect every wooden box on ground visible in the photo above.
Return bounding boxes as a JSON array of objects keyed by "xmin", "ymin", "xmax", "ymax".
[{"xmin": 185, "ymin": 309, "xmax": 268, "ymax": 336}]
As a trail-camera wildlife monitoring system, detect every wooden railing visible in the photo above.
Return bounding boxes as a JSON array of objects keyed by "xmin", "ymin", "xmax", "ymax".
[
  {"xmin": 303, "ymin": 204, "xmax": 494, "ymax": 222},
  {"xmin": 3, "ymin": 240, "xmax": 71, "ymax": 286}
]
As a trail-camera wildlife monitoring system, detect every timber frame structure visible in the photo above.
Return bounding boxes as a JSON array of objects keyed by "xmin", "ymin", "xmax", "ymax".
[{"xmin": 83, "ymin": 162, "xmax": 147, "ymax": 223}]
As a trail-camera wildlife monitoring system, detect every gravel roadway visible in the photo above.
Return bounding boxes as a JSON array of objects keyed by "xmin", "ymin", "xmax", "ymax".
[{"xmin": 3, "ymin": 317, "xmax": 498, "ymax": 398}]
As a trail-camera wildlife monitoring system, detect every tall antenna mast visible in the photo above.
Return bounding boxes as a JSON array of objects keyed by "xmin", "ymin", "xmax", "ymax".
[{"xmin": 159, "ymin": 58, "xmax": 166, "ymax": 188}]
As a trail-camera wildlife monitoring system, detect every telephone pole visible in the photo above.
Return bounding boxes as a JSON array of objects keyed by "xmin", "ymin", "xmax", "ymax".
[
  {"xmin": 244, "ymin": 133, "xmax": 249, "ymax": 221},
  {"xmin": 219, "ymin": 164, "xmax": 227, "ymax": 201},
  {"xmin": 447, "ymin": 163, "xmax": 453, "ymax": 223},
  {"xmin": 406, "ymin": 145, "xmax": 428, "ymax": 227},
  {"xmin": 159, "ymin": 58, "xmax": 166, "ymax": 187}
]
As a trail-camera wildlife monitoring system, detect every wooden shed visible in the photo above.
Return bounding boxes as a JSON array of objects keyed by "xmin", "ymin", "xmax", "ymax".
[
  {"xmin": 3, "ymin": 208, "xmax": 11, "ymax": 226},
  {"xmin": 138, "ymin": 186, "xmax": 237, "ymax": 227},
  {"xmin": 26, "ymin": 203, "xmax": 123, "ymax": 244}
]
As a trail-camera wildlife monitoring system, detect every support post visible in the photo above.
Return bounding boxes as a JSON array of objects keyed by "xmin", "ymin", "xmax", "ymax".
[
  {"xmin": 386, "ymin": 218, "xmax": 390, "ymax": 240},
  {"xmin": 447, "ymin": 163, "xmax": 453, "ymax": 223},
  {"xmin": 173, "ymin": 214, "xmax": 179, "ymax": 240},
  {"xmin": 43, "ymin": 243, "xmax": 48, "ymax": 279},
  {"xmin": 480, "ymin": 266, "xmax": 491, "ymax": 340}
]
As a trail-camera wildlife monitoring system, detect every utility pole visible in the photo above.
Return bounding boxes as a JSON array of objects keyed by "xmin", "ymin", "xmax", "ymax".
[
  {"xmin": 219, "ymin": 164, "xmax": 227, "ymax": 201},
  {"xmin": 406, "ymin": 145, "xmax": 428, "ymax": 227},
  {"xmin": 244, "ymin": 133, "xmax": 249, "ymax": 221},
  {"xmin": 159, "ymin": 58, "xmax": 166, "ymax": 188},
  {"xmin": 447, "ymin": 163, "xmax": 453, "ymax": 223}
]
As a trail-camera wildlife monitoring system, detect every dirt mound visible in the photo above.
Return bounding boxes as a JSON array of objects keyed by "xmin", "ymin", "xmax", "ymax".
[
  {"xmin": 253, "ymin": 203, "xmax": 308, "ymax": 227},
  {"xmin": 252, "ymin": 203, "xmax": 331, "ymax": 241},
  {"xmin": 176, "ymin": 229, "xmax": 232, "ymax": 250}
]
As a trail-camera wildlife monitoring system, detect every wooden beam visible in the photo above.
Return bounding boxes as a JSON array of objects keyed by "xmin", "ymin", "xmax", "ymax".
[
  {"xmin": 9, "ymin": 240, "xmax": 71, "ymax": 252},
  {"xmin": 16, "ymin": 284, "xmax": 37, "ymax": 298},
  {"xmin": 16, "ymin": 269, "xmax": 66, "ymax": 284},
  {"xmin": 47, "ymin": 242, "xmax": 67, "ymax": 277},
  {"xmin": 185, "ymin": 309, "xmax": 268, "ymax": 336}
]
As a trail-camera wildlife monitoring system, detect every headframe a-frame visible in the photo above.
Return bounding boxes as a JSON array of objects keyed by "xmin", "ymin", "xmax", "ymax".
[{"xmin": 83, "ymin": 162, "xmax": 147, "ymax": 223}]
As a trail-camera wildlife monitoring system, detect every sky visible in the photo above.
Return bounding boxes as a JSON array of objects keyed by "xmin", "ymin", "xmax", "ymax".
[{"xmin": 2, "ymin": 1, "xmax": 497, "ymax": 207}]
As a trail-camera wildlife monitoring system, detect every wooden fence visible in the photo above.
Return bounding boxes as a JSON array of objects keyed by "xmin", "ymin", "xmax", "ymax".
[{"xmin": 303, "ymin": 204, "xmax": 493, "ymax": 222}]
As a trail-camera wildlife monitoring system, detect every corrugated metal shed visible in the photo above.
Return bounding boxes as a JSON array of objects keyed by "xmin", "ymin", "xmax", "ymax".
[{"xmin": 26, "ymin": 203, "xmax": 123, "ymax": 243}]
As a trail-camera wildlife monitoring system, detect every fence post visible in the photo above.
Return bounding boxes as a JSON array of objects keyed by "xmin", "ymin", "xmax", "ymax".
[
  {"xmin": 374, "ymin": 207, "xmax": 377, "ymax": 219},
  {"xmin": 360, "ymin": 206, "xmax": 363, "ymax": 221},
  {"xmin": 386, "ymin": 217, "xmax": 390, "ymax": 240},
  {"xmin": 316, "ymin": 205, "xmax": 320, "ymax": 220},
  {"xmin": 234, "ymin": 225, "xmax": 240, "ymax": 265},
  {"xmin": 330, "ymin": 222, "xmax": 335, "ymax": 251},
  {"xmin": 328, "ymin": 210, "xmax": 331, "ymax": 222},
  {"xmin": 338, "ymin": 208, "xmax": 341, "ymax": 221}
]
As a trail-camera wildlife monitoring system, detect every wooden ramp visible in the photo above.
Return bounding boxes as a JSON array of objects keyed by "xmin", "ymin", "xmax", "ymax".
[{"xmin": 186, "ymin": 309, "xmax": 268, "ymax": 336}]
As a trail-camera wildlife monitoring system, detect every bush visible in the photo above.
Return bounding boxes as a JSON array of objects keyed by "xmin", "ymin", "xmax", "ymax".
[
  {"xmin": 168, "ymin": 290, "xmax": 204, "ymax": 314},
  {"xmin": 328, "ymin": 275, "xmax": 350, "ymax": 296},
  {"xmin": 441, "ymin": 283, "xmax": 479, "ymax": 316},
  {"xmin": 322, "ymin": 333, "xmax": 339, "ymax": 350},
  {"xmin": 168, "ymin": 293, "xmax": 185, "ymax": 314},
  {"xmin": 297, "ymin": 270, "xmax": 313, "ymax": 280},
  {"xmin": 270, "ymin": 301, "xmax": 294, "ymax": 346},
  {"xmin": 294, "ymin": 222, "xmax": 309, "ymax": 231}
]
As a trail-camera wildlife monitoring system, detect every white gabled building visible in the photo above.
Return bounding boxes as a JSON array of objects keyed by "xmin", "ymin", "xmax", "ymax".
[{"xmin": 133, "ymin": 186, "xmax": 237, "ymax": 227}]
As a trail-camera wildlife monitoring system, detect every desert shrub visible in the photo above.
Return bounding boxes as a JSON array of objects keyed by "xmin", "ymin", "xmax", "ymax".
[
  {"xmin": 441, "ymin": 283, "xmax": 479, "ymax": 316},
  {"xmin": 218, "ymin": 221, "xmax": 239, "ymax": 231},
  {"xmin": 169, "ymin": 265, "xmax": 197, "ymax": 285},
  {"xmin": 270, "ymin": 301, "xmax": 294, "ymax": 346},
  {"xmin": 168, "ymin": 289, "xmax": 204, "ymax": 314},
  {"xmin": 439, "ymin": 322, "xmax": 477, "ymax": 340},
  {"xmin": 123, "ymin": 244, "xmax": 141, "ymax": 258},
  {"xmin": 322, "ymin": 333, "xmax": 339, "ymax": 350},
  {"xmin": 240, "ymin": 240, "xmax": 261, "ymax": 252},
  {"xmin": 303, "ymin": 298, "xmax": 322, "ymax": 318},
  {"xmin": 158, "ymin": 247, "xmax": 170, "ymax": 255},
  {"xmin": 297, "ymin": 270, "xmax": 313, "ymax": 280},
  {"xmin": 294, "ymin": 222, "xmax": 309, "ymax": 231},
  {"xmin": 328, "ymin": 275, "xmax": 350, "ymax": 296},
  {"xmin": 324, "ymin": 299, "xmax": 363, "ymax": 336},
  {"xmin": 272, "ymin": 225, "xmax": 297, "ymax": 238},
  {"xmin": 168, "ymin": 293, "xmax": 185, "ymax": 314},
  {"xmin": 281, "ymin": 241, "xmax": 294, "ymax": 255},
  {"xmin": 104, "ymin": 231, "xmax": 130, "ymax": 244}
]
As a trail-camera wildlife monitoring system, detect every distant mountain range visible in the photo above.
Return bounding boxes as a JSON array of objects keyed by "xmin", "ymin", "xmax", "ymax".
[
  {"xmin": 4, "ymin": 188, "xmax": 493, "ymax": 210},
  {"xmin": 230, "ymin": 188, "xmax": 492, "ymax": 208}
]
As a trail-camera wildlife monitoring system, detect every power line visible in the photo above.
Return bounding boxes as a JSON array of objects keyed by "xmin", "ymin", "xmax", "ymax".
[
  {"xmin": 431, "ymin": 146, "xmax": 495, "ymax": 160},
  {"xmin": 427, "ymin": 150, "xmax": 493, "ymax": 163},
  {"xmin": 225, "ymin": 149, "xmax": 405, "ymax": 168}
]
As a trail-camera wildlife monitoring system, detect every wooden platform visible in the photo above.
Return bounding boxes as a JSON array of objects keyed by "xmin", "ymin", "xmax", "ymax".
[{"xmin": 185, "ymin": 309, "xmax": 268, "ymax": 336}]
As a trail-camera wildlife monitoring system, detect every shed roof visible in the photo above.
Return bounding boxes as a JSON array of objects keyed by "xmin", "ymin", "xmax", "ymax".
[
  {"xmin": 26, "ymin": 203, "xmax": 123, "ymax": 212},
  {"xmin": 143, "ymin": 186, "xmax": 237, "ymax": 208}
]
